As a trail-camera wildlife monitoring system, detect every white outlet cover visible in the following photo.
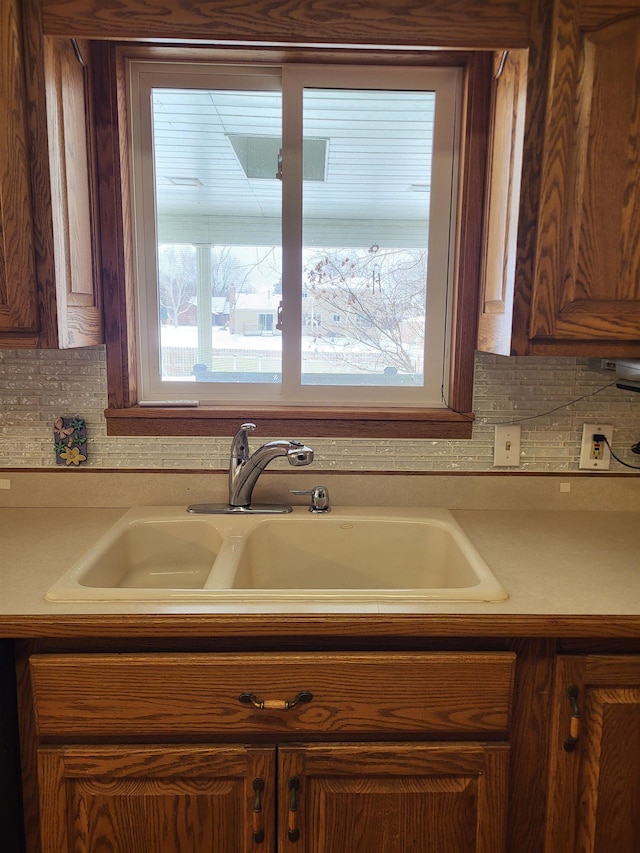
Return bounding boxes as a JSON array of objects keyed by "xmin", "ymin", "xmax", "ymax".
[{"xmin": 579, "ymin": 423, "xmax": 613, "ymax": 470}]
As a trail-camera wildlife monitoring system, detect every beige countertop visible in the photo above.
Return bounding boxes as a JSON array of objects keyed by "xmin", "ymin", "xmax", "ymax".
[{"xmin": 1, "ymin": 505, "xmax": 639, "ymax": 638}]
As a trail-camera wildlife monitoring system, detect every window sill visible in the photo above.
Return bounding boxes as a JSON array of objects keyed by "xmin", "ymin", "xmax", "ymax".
[{"xmin": 104, "ymin": 406, "xmax": 474, "ymax": 439}]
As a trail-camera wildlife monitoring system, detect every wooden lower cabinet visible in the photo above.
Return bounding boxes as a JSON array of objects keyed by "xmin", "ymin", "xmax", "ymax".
[
  {"xmin": 25, "ymin": 650, "xmax": 515, "ymax": 853},
  {"xmin": 546, "ymin": 655, "xmax": 640, "ymax": 852},
  {"xmin": 37, "ymin": 741, "xmax": 509, "ymax": 853},
  {"xmin": 22, "ymin": 643, "xmax": 640, "ymax": 851},
  {"xmin": 38, "ymin": 744, "xmax": 275, "ymax": 853},
  {"xmin": 278, "ymin": 742, "xmax": 509, "ymax": 853}
]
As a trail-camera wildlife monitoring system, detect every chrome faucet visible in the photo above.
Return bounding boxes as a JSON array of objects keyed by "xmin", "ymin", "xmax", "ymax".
[
  {"xmin": 229, "ymin": 423, "xmax": 314, "ymax": 508},
  {"xmin": 188, "ymin": 422, "xmax": 314, "ymax": 514}
]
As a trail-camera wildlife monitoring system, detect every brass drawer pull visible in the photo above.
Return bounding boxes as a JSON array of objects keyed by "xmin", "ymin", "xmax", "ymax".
[
  {"xmin": 252, "ymin": 777, "xmax": 265, "ymax": 843},
  {"xmin": 287, "ymin": 776, "xmax": 300, "ymax": 842},
  {"xmin": 238, "ymin": 690, "xmax": 313, "ymax": 711},
  {"xmin": 563, "ymin": 684, "xmax": 581, "ymax": 752}
]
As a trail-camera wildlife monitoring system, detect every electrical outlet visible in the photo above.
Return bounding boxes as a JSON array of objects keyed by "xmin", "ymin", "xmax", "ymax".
[
  {"xmin": 579, "ymin": 423, "xmax": 613, "ymax": 470},
  {"xmin": 493, "ymin": 424, "xmax": 521, "ymax": 467}
]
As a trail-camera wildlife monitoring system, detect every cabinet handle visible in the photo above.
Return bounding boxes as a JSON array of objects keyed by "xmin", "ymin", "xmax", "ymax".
[
  {"xmin": 238, "ymin": 690, "xmax": 313, "ymax": 711},
  {"xmin": 287, "ymin": 776, "xmax": 300, "ymax": 842},
  {"xmin": 252, "ymin": 777, "xmax": 265, "ymax": 843},
  {"xmin": 563, "ymin": 684, "xmax": 581, "ymax": 752}
]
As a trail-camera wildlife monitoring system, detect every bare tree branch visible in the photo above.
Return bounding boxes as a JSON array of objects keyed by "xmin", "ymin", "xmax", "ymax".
[{"xmin": 304, "ymin": 247, "xmax": 427, "ymax": 374}]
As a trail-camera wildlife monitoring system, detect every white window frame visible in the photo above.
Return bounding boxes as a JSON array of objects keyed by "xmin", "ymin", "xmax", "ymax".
[{"xmin": 127, "ymin": 60, "xmax": 462, "ymax": 408}]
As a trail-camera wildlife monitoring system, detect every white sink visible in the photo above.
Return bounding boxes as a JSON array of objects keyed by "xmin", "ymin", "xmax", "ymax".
[
  {"xmin": 70, "ymin": 517, "xmax": 224, "ymax": 590},
  {"xmin": 232, "ymin": 517, "xmax": 491, "ymax": 592},
  {"xmin": 46, "ymin": 506, "xmax": 508, "ymax": 603}
]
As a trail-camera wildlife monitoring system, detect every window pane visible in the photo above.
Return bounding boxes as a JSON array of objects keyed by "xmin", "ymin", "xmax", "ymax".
[
  {"xmin": 151, "ymin": 87, "xmax": 283, "ymax": 384},
  {"xmin": 301, "ymin": 89, "xmax": 434, "ymax": 387},
  {"xmin": 131, "ymin": 62, "xmax": 457, "ymax": 407}
]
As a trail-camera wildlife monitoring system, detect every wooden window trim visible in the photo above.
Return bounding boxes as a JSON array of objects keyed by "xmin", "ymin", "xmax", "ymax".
[{"xmin": 93, "ymin": 45, "xmax": 490, "ymax": 438}]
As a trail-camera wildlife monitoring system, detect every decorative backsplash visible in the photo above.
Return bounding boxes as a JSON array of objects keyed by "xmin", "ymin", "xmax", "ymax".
[{"xmin": 0, "ymin": 347, "xmax": 638, "ymax": 472}]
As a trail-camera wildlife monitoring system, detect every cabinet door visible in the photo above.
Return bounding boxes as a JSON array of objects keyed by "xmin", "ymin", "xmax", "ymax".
[
  {"xmin": 38, "ymin": 743, "xmax": 275, "ymax": 853},
  {"xmin": 279, "ymin": 742, "xmax": 509, "ymax": 853},
  {"xmin": 528, "ymin": 2, "xmax": 640, "ymax": 354},
  {"xmin": 477, "ymin": 49, "xmax": 527, "ymax": 356},
  {"xmin": 0, "ymin": 0, "xmax": 39, "ymax": 344},
  {"xmin": 41, "ymin": 36, "xmax": 103, "ymax": 348},
  {"xmin": 546, "ymin": 654, "xmax": 640, "ymax": 852},
  {"xmin": 485, "ymin": 0, "xmax": 640, "ymax": 356}
]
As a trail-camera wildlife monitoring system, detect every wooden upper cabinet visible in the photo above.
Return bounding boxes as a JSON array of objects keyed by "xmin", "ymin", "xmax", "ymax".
[
  {"xmin": 0, "ymin": 0, "xmax": 39, "ymax": 345},
  {"xmin": 477, "ymin": 49, "xmax": 528, "ymax": 354},
  {"xmin": 40, "ymin": 35, "xmax": 102, "ymax": 347},
  {"xmin": 39, "ymin": 0, "xmax": 532, "ymax": 48},
  {"xmin": 4, "ymin": 0, "xmax": 103, "ymax": 349},
  {"xmin": 531, "ymin": 2, "xmax": 640, "ymax": 352},
  {"xmin": 480, "ymin": 0, "xmax": 640, "ymax": 356}
]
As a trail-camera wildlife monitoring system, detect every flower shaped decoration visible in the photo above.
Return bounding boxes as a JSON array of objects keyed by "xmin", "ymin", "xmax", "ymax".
[
  {"xmin": 54, "ymin": 416, "xmax": 88, "ymax": 466},
  {"xmin": 59, "ymin": 446, "xmax": 87, "ymax": 466}
]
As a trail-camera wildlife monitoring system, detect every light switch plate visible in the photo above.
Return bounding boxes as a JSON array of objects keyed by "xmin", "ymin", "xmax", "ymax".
[{"xmin": 493, "ymin": 424, "xmax": 521, "ymax": 467}]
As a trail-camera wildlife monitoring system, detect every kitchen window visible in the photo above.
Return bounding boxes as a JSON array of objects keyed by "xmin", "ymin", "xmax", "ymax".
[
  {"xmin": 127, "ymin": 58, "xmax": 467, "ymax": 405},
  {"xmin": 99, "ymin": 47, "xmax": 490, "ymax": 437}
]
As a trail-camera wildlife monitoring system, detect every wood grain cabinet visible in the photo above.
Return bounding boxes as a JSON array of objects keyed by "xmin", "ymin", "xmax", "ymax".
[
  {"xmin": 37, "ymin": 741, "xmax": 509, "ymax": 853},
  {"xmin": 545, "ymin": 654, "xmax": 640, "ymax": 852},
  {"xmin": 9, "ymin": 0, "xmax": 639, "ymax": 357},
  {"xmin": 0, "ymin": 0, "xmax": 39, "ymax": 346},
  {"xmin": 479, "ymin": 0, "xmax": 640, "ymax": 356},
  {"xmin": 27, "ymin": 651, "xmax": 515, "ymax": 853},
  {"xmin": 0, "ymin": 0, "xmax": 102, "ymax": 349},
  {"xmin": 278, "ymin": 742, "xmax": 509, "ymax": 853},
  {"xmin": 38, "ymin": 744, "xmax": 276, "ymax": 853}
]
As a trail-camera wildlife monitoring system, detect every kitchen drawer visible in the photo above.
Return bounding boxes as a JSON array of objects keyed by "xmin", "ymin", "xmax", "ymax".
[{"xmin": 30, "ymin": 651, "xmax": 515, "ymax": 738}]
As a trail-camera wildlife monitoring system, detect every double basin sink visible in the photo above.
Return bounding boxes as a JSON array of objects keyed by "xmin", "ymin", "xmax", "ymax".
[{"xmin": 45, "ymin": 506, "xmax": 508, "ymax": 603}]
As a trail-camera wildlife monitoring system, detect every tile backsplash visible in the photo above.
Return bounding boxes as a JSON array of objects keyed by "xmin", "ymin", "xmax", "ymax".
[{"xmin": 0, "ymin": 347, "xmax": 638, "ymax": 472}]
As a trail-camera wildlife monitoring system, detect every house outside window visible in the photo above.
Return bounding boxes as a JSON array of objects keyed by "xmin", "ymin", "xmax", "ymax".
[{"xmin": 128, "ymin": 60, "xmax": 461, "ymax": 407}]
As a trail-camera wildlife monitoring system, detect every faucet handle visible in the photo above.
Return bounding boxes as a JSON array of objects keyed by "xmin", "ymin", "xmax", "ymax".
[
  {"xmin": 290, "ymin": 486, "xmax": 330, "ymax": 513},
  {"xmin": 230, "ymin": 422, "xmax": 256, "ymax": 462}
]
